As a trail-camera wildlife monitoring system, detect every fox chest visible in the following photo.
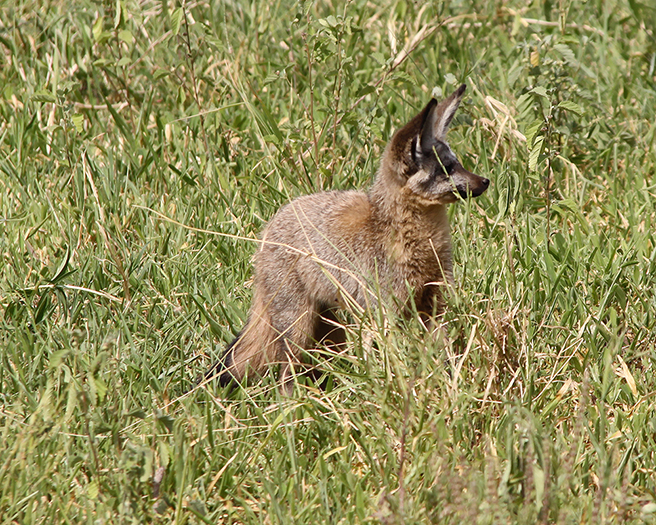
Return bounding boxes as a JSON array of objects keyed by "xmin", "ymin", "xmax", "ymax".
[{"xmin": 387, "ymin": 226, "xmax": 452, "ymax": 286}]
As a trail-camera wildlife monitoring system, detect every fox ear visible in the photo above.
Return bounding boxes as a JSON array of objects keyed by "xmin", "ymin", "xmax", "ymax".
[
  {"xmin": 385, "ymin": 85, "xmax": 467, "ymax": 179},
  {"xmin": 419, "ymin": 84, "xmax": 466, "ymax": 151}
]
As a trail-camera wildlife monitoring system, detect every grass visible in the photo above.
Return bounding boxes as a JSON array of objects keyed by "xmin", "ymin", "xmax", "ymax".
[{"xmin": 1, "ymin": 0, "xmax": 656, "ymax": 522}]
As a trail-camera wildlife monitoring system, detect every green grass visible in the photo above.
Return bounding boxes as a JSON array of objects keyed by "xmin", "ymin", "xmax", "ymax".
[{"xmin": 1, "ymin": 0, "xmax": 656, "ymax": 522}]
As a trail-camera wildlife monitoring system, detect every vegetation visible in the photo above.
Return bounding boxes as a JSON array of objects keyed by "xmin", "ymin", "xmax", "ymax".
[{"xmin": 1, "ymin": 0, "xmax": 656, "ymax": 522}]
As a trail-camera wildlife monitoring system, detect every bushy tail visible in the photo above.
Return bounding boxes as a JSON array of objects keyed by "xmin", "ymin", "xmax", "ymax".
[
  {"xmin": 202, "ymin": 297, "xmax": 280, "ymax": 387},
  {"xmin": 201, "ymin": 330, "xmax": 243, "ymax": 388}
]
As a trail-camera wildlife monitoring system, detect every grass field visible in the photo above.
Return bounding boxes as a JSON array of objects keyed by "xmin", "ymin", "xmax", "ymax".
[{"xmin": 1, "ymin": 0, "xmax": 656, "ymax": 522}]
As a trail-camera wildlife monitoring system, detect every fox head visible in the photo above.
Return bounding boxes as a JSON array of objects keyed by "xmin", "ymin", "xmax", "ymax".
[{"xmin": 380, "ymin": 84, "xmax": 489, "ymax": 204}]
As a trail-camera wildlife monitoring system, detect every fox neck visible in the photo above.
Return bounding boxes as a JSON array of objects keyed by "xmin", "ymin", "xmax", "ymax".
[{"xmin": 369, "ymin": 174, "xmax": 455, "ymax": 289}]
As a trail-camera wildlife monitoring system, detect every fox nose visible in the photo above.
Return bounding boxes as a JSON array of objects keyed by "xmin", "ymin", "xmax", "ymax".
[
  {"xmin": 468, "ymin": 175, "xmax": 489, "ymax": 198},
  {"xmin": 455, "ymin": 168, "xmax": 490, "ymax": 198}
]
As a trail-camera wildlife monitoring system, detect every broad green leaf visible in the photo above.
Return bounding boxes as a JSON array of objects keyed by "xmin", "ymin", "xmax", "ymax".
[
  {"xmin": 88, "ymin": 480, "xmax": 99, "ymax": 499},
  {"xmin": 371, "ymin": 52, "xmax": 386, "ymax": 65},
  {"xmin": 118, "ymin": 29, "xmax": 134, "ymax": 45},
  {"xmin": 92, "ymin": 375, "xmax": 108, "ymax": 402},
  {"xmin": 530, "ymin": 86, "xmax": 549, "ymax": 99},
  {"xmin": 31, "ymin": 90, "xmax": 56, "ymax": 103},
  {"xmin": 558, "ymin": 100, "xmax": 584, "ymax": 116},
  {"xmin": 49, "ymin": 349, "xmax": 70, "ymax": 368},
  {"xmin": 114, "ymin": 0, "xmax": 122, "ymax": 29},
  {"xmin": 533, "ymin": 466, "xmax": 545, "ymax": 511},
  {"xmin": 524, "ymin": 118, "xmax": 545, "ymax": 147},
  {"xmin": 554, "ymin": 43, "xmax": 577, "ymax": 65},
  {"xmin": 153, "ymin": 69, "xmax": 169, "ymax": 80},
  {"xmin": 171, "ymin": 8, "xmax": 184, "ymax": 36},
  {"xmin": 92, "ymin": 16, "xmax": 104, "ymax": 42},
  {"xmin": 71, "ymin": 114, "xmax": 85, "ymax": 133},
  {"xmin": 529, "ymin": 135, "xmax": 544, "ymax": 171}
]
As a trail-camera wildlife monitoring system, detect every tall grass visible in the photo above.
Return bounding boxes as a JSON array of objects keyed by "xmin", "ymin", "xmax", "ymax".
[{"xmin": 1, "ymin": 0, "xmax": 655, "ymax": 522}]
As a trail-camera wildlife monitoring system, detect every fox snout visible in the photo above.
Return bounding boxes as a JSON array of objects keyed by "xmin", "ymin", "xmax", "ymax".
[{"xmin": 454, "ymin": 167, "xmax": 490, "ymax": 199}]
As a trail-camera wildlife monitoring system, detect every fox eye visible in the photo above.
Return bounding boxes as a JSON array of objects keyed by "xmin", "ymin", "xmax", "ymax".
[{"xmin": 439, "ymin": 161, "xmax": 455, "ymax": 175}]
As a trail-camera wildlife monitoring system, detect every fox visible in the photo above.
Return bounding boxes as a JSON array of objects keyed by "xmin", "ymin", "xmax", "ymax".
[{"xmin": 204, "ymin": 84, "xmax": 489, "ymax": 391}]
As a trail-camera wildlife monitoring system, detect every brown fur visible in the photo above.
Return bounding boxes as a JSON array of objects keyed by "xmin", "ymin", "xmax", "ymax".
[{"xmin": 206, "ymin": 84, "xmax": 489, "ymax": 391}]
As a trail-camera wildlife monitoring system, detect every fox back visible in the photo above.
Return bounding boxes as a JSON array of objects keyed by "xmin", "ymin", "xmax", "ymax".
[{"xmin": 206, "ymin": 84, "xmax": 489, "ymax": 390}]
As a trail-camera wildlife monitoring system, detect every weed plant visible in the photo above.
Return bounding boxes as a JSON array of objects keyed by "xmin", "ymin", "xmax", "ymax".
[{"xmin": 1, "ymin": 0, "xmax": 656, "ymax": 523}]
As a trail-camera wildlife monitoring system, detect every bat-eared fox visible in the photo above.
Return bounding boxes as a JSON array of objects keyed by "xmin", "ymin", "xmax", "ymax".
[{"xmin": 204, "ymin": 84, "xmax": 489, "ymax": 392}]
